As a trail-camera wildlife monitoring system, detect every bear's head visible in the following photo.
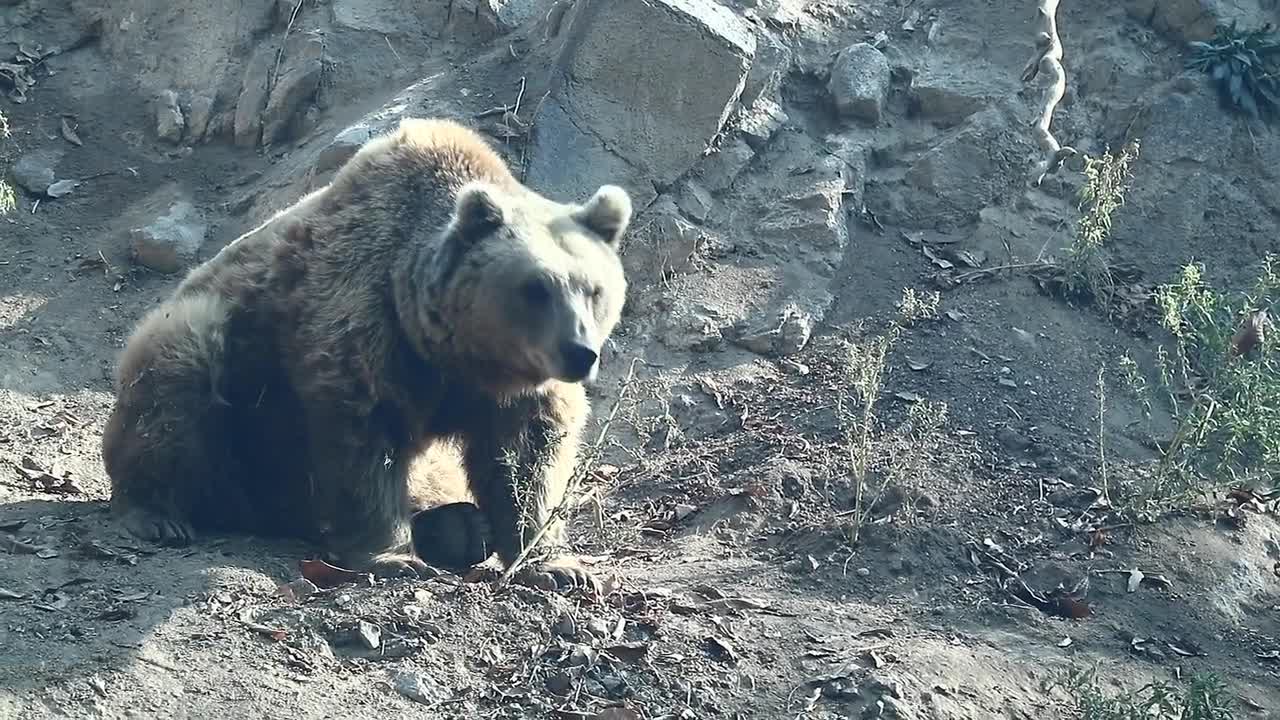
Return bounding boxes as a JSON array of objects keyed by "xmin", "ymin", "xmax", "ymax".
[{"xmin": 431, "ymin": 180, "xmax": 633, "ymax": 390}]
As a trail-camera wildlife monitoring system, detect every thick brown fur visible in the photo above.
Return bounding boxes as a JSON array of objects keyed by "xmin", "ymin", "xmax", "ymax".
[{"xmin": 102, "ymin": 117, "xmax": 633, "ymax": 586}]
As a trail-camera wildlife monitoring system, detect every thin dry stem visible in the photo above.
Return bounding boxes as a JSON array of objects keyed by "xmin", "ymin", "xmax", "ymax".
[{"xmin": 495, "ymin": 358, "xmax": 641, "ymax": 587}]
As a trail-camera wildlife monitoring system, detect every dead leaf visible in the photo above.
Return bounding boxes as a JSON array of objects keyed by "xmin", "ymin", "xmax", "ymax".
[
  {"xmin": 238, "ymin": 609, "xmax": 287, "ymax": 641},
  {"xmin": 1230, "ymin": 310, "xmax": 1267, "ymax": 357},
  {"xmin": 60, "ymin": 118, "xmax": 83, "ymax": 147},
  {"xmin": 0, "ymin": 536, "xmax": 40, "ymax": 555},
  {"xmin": 298, "ymin": 558, "xmax": 368, "ymax": 589},
  {"xmin": 1126, "ymin": 569, "xmax": 1144, "ymax": 593},
  {"xmin": 87, "ymin": 675, "xmax": 107, "ymax": 698},
  {"xmin": 998, "ymin": 377, "xmax": 1018, "ymax": 389},
  {"xmin": 0, "ymin": 588, "xmax": 24, "ymax": 600},
  {"xmin": 946, "ymin": 248, "xmax": 985, "ymax": 268},
  {"xmin": 894, "ymin": 391, "xmax": 924, "ymax": 403},
  {"xmin": 1057, "ymin": 637, "xmax": 1072, "ymax": 648},
  {"xmin": 603, "ymin": 642, "xmax": 648, "ymax": 664},
  {"xmin": 907, "ymin": 357, "xmax": 932, "ymax": 371},
  {"xmin": 706, "ymin": 635, "xmax": 739, "ymax": 663},
  {"xmin": 921, "ymin": 245, "xmax": 954, "ymax": 270}
]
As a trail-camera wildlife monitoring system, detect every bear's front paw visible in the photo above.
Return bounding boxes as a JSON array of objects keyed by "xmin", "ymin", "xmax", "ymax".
[
  {"xmin": 115, "ymin": 505, "xmax": 195, "ymax": 546},
  {"xmin": 362, "ymin": 552, "xmax": 443, "ymax": 580},
  {"xmin": 515, "ymin": 555, "xmax": 600, "ymax": 593}
]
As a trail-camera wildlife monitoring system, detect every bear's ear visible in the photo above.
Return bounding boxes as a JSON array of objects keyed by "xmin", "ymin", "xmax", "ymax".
[
  {"xmin": 572, "ymin": 185, "xmax": 632, "ymax": 248},
  {"xmin": 447, "ymin": 182, "xmax": 506, "ymax": 246}
]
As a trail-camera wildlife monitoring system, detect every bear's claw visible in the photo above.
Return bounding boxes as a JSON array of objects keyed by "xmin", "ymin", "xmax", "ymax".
[{"xmin": 117, "ymin": 505, "xmax": 195, "ymax": 546}]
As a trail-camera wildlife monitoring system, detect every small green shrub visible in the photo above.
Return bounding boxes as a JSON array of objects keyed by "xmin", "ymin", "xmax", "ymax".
[
  {"xmin": 837, "ymin": 287, "xmax": 941, "ymax": 543},
  {"xmin": 1058, "ymin": 666, "xmax": 1235, "ymax": 720},
  {"xmin": 1186, "ymin": 21, "xmax": 1280, "ymax": 121},
  {"xmin": 1148, "ymin": 257, "xmax": 1280, "ymax": 498},
  {"xmin": 1063, "ymin": 141, "xmax": 1140, "ymax": 303}
]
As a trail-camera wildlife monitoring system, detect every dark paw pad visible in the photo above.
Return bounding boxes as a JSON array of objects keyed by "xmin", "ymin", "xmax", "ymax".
[{"xmin": 411, "ymin": 502, "xmax": 492, "ymax": 572}]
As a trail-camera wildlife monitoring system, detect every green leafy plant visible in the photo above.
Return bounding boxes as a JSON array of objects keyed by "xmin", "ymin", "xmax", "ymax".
[
  {"xmin": 1062, "ymin": 141, "xmax": 1140, "ymax": 304},
  {"xmin": 1148, "ymin": 257, "xmax": 1280, "ymax": 500},
  {"xmin": 1186, "ymin": 21, "xmax": 1280, "ymax": 121},
  {"xmin": 836, "ymin": 287, "xmax": 941, "ymax": 543},
  {"xmin": 1056, "ymin": 666, "xmax": 1235, "ymax": 720}
]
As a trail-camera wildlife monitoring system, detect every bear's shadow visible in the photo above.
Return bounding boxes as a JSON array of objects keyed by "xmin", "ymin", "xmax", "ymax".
[{"xmin": 0, "ymin": 497, "xmax": 351, "ymax": 695}]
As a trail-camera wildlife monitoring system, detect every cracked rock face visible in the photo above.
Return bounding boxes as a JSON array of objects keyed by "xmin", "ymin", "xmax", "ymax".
[{"xmin": 525, "ymin": 0, "xmax": 756, "ymax": 206}]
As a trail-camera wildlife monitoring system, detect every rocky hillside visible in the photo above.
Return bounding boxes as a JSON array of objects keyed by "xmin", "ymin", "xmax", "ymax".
[{"xmin": 1, "ymin": 0, "xmax": 1279, "ymax": 718}]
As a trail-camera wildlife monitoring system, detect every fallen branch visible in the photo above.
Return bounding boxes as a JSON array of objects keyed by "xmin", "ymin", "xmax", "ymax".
[{"xmin": 1022, "ymin": 0, "xmax": 1077, "ymax": 186}]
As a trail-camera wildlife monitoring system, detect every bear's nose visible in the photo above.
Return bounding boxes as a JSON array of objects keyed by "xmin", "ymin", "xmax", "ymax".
[{"xmin": 561, "ymin": 342, "xmax": 599, "ymax": 381}]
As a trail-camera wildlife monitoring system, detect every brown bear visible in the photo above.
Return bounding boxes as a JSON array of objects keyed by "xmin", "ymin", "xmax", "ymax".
[{"xmin": 101, "ymin": 117, "xmax": 632, "ymax": 588}]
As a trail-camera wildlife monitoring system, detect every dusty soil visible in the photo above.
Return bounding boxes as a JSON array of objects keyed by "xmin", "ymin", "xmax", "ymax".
[{"xmin": 2, "ymin": 0, "xmax": 1279, "ymax": 718}]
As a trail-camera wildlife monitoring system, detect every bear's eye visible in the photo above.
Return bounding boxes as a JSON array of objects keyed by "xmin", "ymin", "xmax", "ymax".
[
  {"xmin": 523, "ymin": 279, "xmax": 552, "ymax": 306},
  {"xmin": 590, "ymin": 286, "xmax": 604, "ymax": 302}
]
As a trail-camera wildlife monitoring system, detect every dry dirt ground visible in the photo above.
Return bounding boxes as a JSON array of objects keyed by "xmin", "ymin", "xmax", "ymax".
[{"xmin": 2, "ymin": 0, "xmax": 1280, "ymax": 718}]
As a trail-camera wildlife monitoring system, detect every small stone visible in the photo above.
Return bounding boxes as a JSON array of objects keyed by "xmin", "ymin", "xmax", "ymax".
[
  {"xmin": 674, "ymin": 180, "xmax": 714, "ymax": 223},
  {"xmin": 828, "ymin": 42, "xmax": 891, "ymax": 124},
  {"xmin": 777, "ymin": 309, "xmax": 814, "ymax": 356},
  {"xmin": 696, "ymin": 136, "xmax": 755, "ymax": 192},
  {"xmin": 12, "ymin": 151, "xmax": 58, "ymax": 195},
  {"xmin": 356, "ymin": 621, "xmax": 381, "ymax": 650},
  {"xmin": 737, "ymin": 94, "xmax": 788, "ymax": 149},
  {"xmin": 185, "ymin": 95, "xmax": 215, "ymax": 142},
  {"xmin": 996, "ymin": 426, "xmax": 1031, "ymax": 453},
  {"xmin": 910, "ymin": 62, "xmax": 1005, "ymax": 128},
  {"xmin": 316, "ymin": 123, "xmax": 376, "ymax": 173},
  {"xmin": 155, "ymin": 90, "xmax": 185, "ymax": 144},
  {"xmin": 735, "ymin": 305, "xmax": 815, "ymax": 357},
  {"xmin": 129, "ymin": 201, "xmax": 208, "ymax": 274},
  {"xmin": 392, "ymin": 670, "xmax": 445, "ymax": 705},
  {"xmin": 492, "ymin": 0, "xmax": 554, "ymax": 31},
  {"xmin": 598, "ymin": 672, "xmax": 626, "ymax": 696},
  {"xmin": 277, "ymin": 577, "xmax": 319, "ymax": 602},
  {"xmin": 585, "ymin": 616, "xmax": 611, "ymax": 639},
  {"xmin": 628, "ymin": 197, "xmax": 703, "ymax": 282},
  {"xmin": 552, "ymin": 610, "xmax": 576, "ymax": 637}
]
